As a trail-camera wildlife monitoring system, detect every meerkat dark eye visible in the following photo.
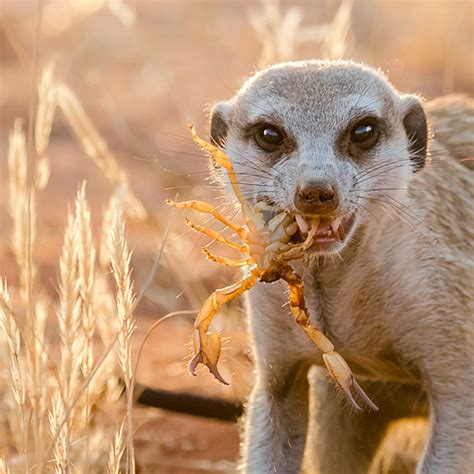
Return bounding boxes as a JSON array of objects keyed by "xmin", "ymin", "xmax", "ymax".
[
  {"xmin": 254, "ymin": 124, "xmax": 284, "ymax": 152},
  {"xmin": 349, "ymin": 119, "xmax": 379, "ymax": 149}
]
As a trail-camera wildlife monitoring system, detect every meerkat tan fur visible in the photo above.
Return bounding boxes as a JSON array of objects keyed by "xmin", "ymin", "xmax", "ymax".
[{"xmin": 206, "ymin": 60, "xmax": 474, "ymax": 474}]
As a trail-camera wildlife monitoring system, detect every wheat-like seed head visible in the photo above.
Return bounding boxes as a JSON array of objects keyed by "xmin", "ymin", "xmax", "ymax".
[
  {"xmin": 57, "ymin": 84, "xmax": 126, "ymax": 184},
  {"xmin": 106, "ymin": 200, "xmax": 135, "ymax": 383},
  {"xmin": 0, "ymin": 281, "xmax": 25, "ymax": 407},
  {"xmin": 106, "ymin": 421, "xmax": 125, "ymax": 474},
  {"xmin": 35, "ymin": 62, "xmax": 57, "ymax": 158},
  {"xmin": 106, "ymin": 199, "xmax": 136, "ymax": 474},
  {"xmin": 7, "ymin": 121, "xmax": 37, "ymax": 295},
  {"xmin": 100, "ymin": 193, "xmax": 119, "ymax": 269},
  {"xmin": 35, "ymin": 155, "xmax": 51, "ymax": 191},
  {"xmin": 57, "ymin": 208, "xmax": 83, "ymax": 426},
  {"xmin": 56, "ymin": 83, "xmax": 147, "ymax": 221},
  {"xmin": 48, "ymin": 394, "xmax": 68, "ymax": 474},
  {"xmin": 3, "ymin": 61, "xmax": 144, "ymax": 472},
  {"xmin": 94, "ymin": 273, "xmax": 120, "ymax": 348},
  {"xmin": 7, "ymin": 114, "xmax": 46, "ymax": 467},
  {"xmin": 74, "ymin": 182, "xmax": 97, "ymax": 375},
  {"xmin": 7, "ymin": 119, "xmax": 27, "ymax": 207}
]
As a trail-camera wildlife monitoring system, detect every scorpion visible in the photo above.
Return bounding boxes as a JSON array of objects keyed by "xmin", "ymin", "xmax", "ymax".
[{"xmin": 166, "ymin": 126, "xmax": 377, "ymax": 411}]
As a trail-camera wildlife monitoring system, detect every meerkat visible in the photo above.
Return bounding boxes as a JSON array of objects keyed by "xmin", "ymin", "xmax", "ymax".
[{"xmin": 206, "ymin": 60, "xmax": 474, "ymax": 474}]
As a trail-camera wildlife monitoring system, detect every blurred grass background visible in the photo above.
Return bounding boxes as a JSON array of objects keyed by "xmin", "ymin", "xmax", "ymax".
[{"xmin": 0, "ymin": 0, "xmax": 472, "ymax": 472}]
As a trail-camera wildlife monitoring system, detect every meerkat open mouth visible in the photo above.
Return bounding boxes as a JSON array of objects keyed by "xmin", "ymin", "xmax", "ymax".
[
  {"xmin": 292, "ymin": 213, "xmax": 356, "ymax": 248},
  {"xmin": 295, "ymin": 214, "xmax": 343, "ymax": 243},
  {"xmin": 258, "ymin": 202, "xmax": 356, "ymax": 252}
]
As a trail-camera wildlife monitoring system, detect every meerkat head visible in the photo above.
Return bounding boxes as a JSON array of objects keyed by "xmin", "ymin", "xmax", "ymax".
[{"xmin": 209, "ymin": 60, "xmax": 428, "ymax": 256}]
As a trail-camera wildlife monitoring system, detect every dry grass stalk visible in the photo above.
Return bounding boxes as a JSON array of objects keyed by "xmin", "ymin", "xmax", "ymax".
[
  {"xmin": 249, "ymin": 0, "xmax": 304, "ymax": 66},
  {"xmin": 0, "ymin": 457, "xmax": 10, "ymax": 474},
  {"xmin": 0, "ymin": 281, "xmax": 28, "ymax": 472},
  {"xmin": 32, "ymin": 293, "xmax": 49, "ymax": 416},
  {"xmin": 56, "ymin": 83, "xmax": 147, "ymax": 221},
  {"xmin": 48, "ymin": 394, "xmax": 68, "ymax": 474},
  {"xmin": 89, "ymin": 272, "xmax": 123, "ymax": 407},
  {"xmin": 35, "ymin": 61, "xmax": 57, "ymax": 157},
  {"xmin": 35, "ymin": 155, "xmax": 51, "ymax": 191},
  {"xmin": 56, "ymin": 84, "xmax": 126, "ymax": 184},
  {"xmin": 6, "ymin": 118, "xmax": 47, "ymax": 462},
  {"xmin": 249, "ymin": 0, "xmax": 353, "ymax": 67},
  {"xmin": 100, "ymin": 191, "xmax": 124, "ymax": 270},
  {"xmin": 74, "ymin": 182, "xmax": 97, "ymax": 465},
  {"xmin": 106, "ymin": 421, "xmax": 125, "ymax": 474},
  {"xmin": 319, "ymin": 0, "xmax": 353, "ymax": 60},
  {"xmin": 57, "ymin": 208, "xmax": 82, "ymax": 459},
  {"xmin": 0, "ymin": 281, "xmax": 25, "ymax": 408},
  {"xmin": 75, "ymin": 182, "xmax": 96, "ymax": 376},
  {"xmin": 7, "ymin": 120, "xmax": 37, "ymax": 302},
  {"xmin": 3, "ymin": 65, "xmax": 147, "ymax": 471},
  {"xmin": 107, "ymin": 201, "xmax": 136, "ymax": 474},
  {"xmin": 7, "ymin": 120, "xmax": 27, "ymax": 208}
]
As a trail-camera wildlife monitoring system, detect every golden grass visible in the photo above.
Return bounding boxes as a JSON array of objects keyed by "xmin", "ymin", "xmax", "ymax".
[
  {"xmin": 0, "ymin": 64, "xmax": 144, "ymax": 472},
  {"xmin": 250, "ymin": 0, "xmax": 353, "ymax": 67},
  {"xmin": 107, "ymin": 201, "xmax": 136, "ymax": 474},
  {"xmin": 56, "ymin": 84, "xmax": 147, "ymax": 223},
  {"xmin": 0, "ymin": 6, "xmax": 358, "ymax": 470}
]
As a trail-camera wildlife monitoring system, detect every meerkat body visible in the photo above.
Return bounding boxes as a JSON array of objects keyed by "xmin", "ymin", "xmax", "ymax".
[{"xmin": 208, "ymin": 60, "xmax": 474, "ymax": 473}]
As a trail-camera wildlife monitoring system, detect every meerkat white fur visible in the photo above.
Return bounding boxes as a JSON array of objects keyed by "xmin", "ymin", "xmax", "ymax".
[{"xmin": 208, "ymin": 60, "xmax": 474, "ymax": 474}]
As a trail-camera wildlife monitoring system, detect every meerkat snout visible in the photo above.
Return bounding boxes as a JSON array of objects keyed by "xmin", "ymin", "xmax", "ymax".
[{"xmin": 294, "ymin": 181, "xmax": 339, "ymax": 215}]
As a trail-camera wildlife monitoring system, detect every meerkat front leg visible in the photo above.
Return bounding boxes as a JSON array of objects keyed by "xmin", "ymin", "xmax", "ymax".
[
  {"xmin": 307, "ymin": 372, "xmax": 426, "ymax": 474},
  {"xmin": 244, "ymin": 362, "xmax": 310, "ymax": 474},
  {"xmin": 417, "ymin": 383, "xmax": 474, "ymax": 473},
  {"xmin": 242, "ymin": 281, "xmax": 314, "ymax": 474}
]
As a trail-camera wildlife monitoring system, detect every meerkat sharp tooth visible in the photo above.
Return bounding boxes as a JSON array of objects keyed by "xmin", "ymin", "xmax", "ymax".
[
  {"xmin": 332, "ymin": 217, "xmax": 342, "ymax": 233},
  {"xmin": 295, "ymin": 214, "xmax": 310, "ymax": 234}
]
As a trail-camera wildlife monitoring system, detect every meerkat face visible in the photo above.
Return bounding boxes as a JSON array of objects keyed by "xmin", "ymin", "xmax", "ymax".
[{"xmin": 210, "ymin": 60, "xmax": 427, "ymax": 256}]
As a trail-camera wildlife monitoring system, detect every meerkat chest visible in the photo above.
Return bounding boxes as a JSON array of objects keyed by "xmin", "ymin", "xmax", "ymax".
[{"xmin": 306, "ymin": 258, "xmax": 415, "ymax": 357}]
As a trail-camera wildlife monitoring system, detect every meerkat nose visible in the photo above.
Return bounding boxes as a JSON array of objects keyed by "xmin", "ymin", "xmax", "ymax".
[{"xmin": 294, "ymin": 181, "xmax": 339, "ymax": 215}]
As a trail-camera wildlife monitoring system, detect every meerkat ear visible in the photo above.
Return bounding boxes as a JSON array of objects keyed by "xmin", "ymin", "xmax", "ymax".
[
  {"xmin": 401, "ymin": 95, "xmax": 428, "ymax": 172},
  {"xmin": 210, "ymin": 101, "xmax": 233, "ymax": 149}
]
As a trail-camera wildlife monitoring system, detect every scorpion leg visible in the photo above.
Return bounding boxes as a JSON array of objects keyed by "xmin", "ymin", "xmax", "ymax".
[
  {"xmin": 190, "ymin": 270, "xmax": 259, "ymax": 384},
  {"xmin": 202, "ymin": 248, "xmax": 253, "ymax": 267},
  {"xmin": 189, "ymin": 125, "xmax": 247, "ymax": 205},
  {"xmin": 166, "ymin": 199, "xmax": 247, "ymax": 239},
  {"xmin": 280, "ymin": 265, "xmax": 378, "ymax": 412},
  {"xmin": 185, "ymin": 219, "xmax": 250, "ymax": 253}
]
